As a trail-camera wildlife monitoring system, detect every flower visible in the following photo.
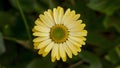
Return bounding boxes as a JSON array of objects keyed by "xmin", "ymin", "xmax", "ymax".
[{"xmin": 32, "ymin": 6, "xmax": 87, "ymax": 62}]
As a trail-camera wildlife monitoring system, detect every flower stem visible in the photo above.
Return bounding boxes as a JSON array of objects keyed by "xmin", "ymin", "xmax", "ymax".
[
  {"xmin": 68, "ymin": 60, "xmax": 83, "ymax": 68},
  {"xmin": 4, "ymin": 36, "xmax": 31, "ymax": 50},
  {"xmin": 16, "ymin": 0, "xmax": 32, "ymax": 46}
]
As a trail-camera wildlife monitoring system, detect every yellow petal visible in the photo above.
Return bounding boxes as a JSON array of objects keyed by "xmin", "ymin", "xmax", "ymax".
[
  {"xmin": 33, "ymin": 36, "xmax": 49, "ymax": 42},
  {"xmin": 57, "ymin": 6, "xmax": 64, "ymax": 24},
  {"xmin": 48, "ymin": 9, "xmax": 53, "ymax": 15},
  {"xmin": 68, "ymin": 21, "xmax": 83, "ymax": 29},
  {"xmin": 42, "ymin": 51, "xmax": 49, "ymax": 57},
  {"xmin": 77, "ymin": 20, "xmax": 82, "ymax": 24},
  {"xmin": 37, "ymin": 39, "xmax": 51, "ymax": 49},
  {"xmin": 69, "ymin": 10, "xmax": 75, "ymax": 17},
  {"xmin": 51, "ymin": 55, "xmax": 56, "ymax": 62},
  {"xmin": 73, "ymin": 22, "xmax": 85, "ymax": 29},
  {"xmin": 53, "ymin": 8, "xmax": 58, "ymax": 24},
  {"xmin": 66, "ymin": 41, "xmax": 78, "ymax": 56},
  {"xmin": 38, "ymin": 47, "xmax": 45, "ymax": 55},
  {"xmin": 54, "ymin": 44, "xmax": 60, "ymax": 60},
  {"xmin": 72, "ymin": 14, "xmax": 80, "ymax": 21},
  {"xmin": 35, "ymin": 18, "xmax": 43, "ymax": 26},
  {"xmin": 59, "ymin": 44, "xmax": 67, "ymax": 62},
  {"xmin": 46, "ymin": 9, "xmax": 56, "ymax": 24},
  {"xmin": 39, "ymin": 14, "xmax": 53, "ymax": 27},
  {"xmin": 63, "ymin": 43, "xmax": 72, "ymax": 58},
  {"xmin": 42, "ymin": 14, "xmax": 54, "ymax": 27},
  {"xmin": 67, "ymin": 20, "xmax": 82, "ymax": 29},
  {"xmin": 33, "ymin": 32, "xmax": 49, "ymax": 36},
  {"xmin": 45, "ymin": 42, "xmax": 54, "ymax": 53},
  {"xmin": 68, "ymin": 38, "xmax": 82, "ymax": 47},
  {"xmin": 64, "ymin": 12, "xmax": 79, "ymax": 26},
  {"xmin": 33, "ymin": 42, "xmax": 40, "ymax": 49},
  {"xmin": 44, "ymin": 11, "xmax": 55, "ymax": 25},
  {"xmin": 70, "ymin": 30, "xmax": 87, "ymax": 36},
  {"xmin": 61, "ymin": 8, "xmax": 71, "ymax": 24},
  {"xmin": 51, "ymin": 46, "xmax": 56, "ymax": 62},
  {"xmin": 81, "ymin": 41, "xmax": 86, "ymax": 45},
  {"xmin": 64, "ymin": 20, "xmax": 74, "ymax": 28},
  {"xmin": 32, "ymin": 28, "xmax": 38, "ymax": 32},
  {"xmin": 69, "ymin": 36, "xmax": 84, "ymax": 42},
  {"xmin": 35, "ymin": 18, "xmax": 42, "ymax": 25},
  {"xmin": 68, "ymin": 39, "xmax": 81, "ymax": 52},
  {"xmin": 63, "ymin": 10, "xmax": 76, "ymax": 26},
  {"xmin": 69, "ymin": 36, "xmax": 86, "ymax": 45},
  {"xmin": 76, "ymin": 47, "xmax": 81, "ymax": 52},
  {"xmin": 80, "ymin": 37, "xmax": 87, "ymax": 41},
  {"xmin": 34, "ymin": 25, "xmax": 50, "ymax": 32}
]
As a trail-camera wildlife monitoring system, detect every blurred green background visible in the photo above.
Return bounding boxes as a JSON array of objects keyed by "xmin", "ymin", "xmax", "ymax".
[{"xmin": 0, "ymin": 0, "xmax": 120, "ymax": 68}]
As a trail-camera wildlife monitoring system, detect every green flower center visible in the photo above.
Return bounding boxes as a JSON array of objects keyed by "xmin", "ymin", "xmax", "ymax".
[{"xmin": 50, "ymin": 24, "xmax": 69, "ymax": 43}]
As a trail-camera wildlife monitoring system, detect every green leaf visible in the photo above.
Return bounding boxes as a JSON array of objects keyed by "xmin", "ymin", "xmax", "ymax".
[
  {"xmin": 0, "ymin": 32, "xmax": 5, "ymax": 55},
  {"xmin": 103, "ymin": 15, "xmax": 120, "ymax": 33},
  {"xmin": 87, "ymin": 33, "xmax": 112, "ymax": 49},
  {"xmin": 0, "ymin": 11, "xmax": 30, "ymax": 40},
  {"xmin": 76, "ymin": 64, "xmax": 89, "ymax": 68},
  {"xmin": 27, "ymin": 57, "xmax": 56, "ymax": 68},
  {"xmin": 0, "ymin": 11, "xmax": 17, "ymax": 37},
  {"xmin": 39, "ymin": 0, "xmax": 56, "ymax": 8},
  {"xmin": 105, "ymin": 47, "xmax": 120, "ymax": 64},
  {"xmin": 79, "ymin": 51, "xmax": 102, "ymax": 68},
  {"xmin": 0, "ymin": 0, "xmax": 3, "ymax": 10},
  {"xmin": 88, "ymin": 0, "xmax": 120, "ymax": 15},
  {"xmin": 32, "ymin": 1, "xmax": 46, "ymax": 13},
  {"xmin": 49, "ymin": 0, "xmax": 56, "ymax": 8},
  {"xmin": 10, "ymin": 0, "xmax": 34, "ymax": 13},
  {"xmin": 0, "ymin": 11, "xmax": 16, "ymax": 29}
]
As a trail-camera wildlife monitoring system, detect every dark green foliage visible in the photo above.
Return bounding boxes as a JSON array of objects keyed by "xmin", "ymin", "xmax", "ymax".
[{"xmin": 0, "ymin": 0, "xmax": 120, "ymax": 68}]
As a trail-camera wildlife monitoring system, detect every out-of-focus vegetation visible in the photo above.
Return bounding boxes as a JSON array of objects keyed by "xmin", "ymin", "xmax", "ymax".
[{"xmin": 0, "ymin": 0, "xmax": 120, "ymax": 68}]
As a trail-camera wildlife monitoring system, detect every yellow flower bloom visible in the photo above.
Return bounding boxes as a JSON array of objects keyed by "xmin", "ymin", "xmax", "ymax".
[{"xmin": 32, "ymin": 6, "xmax": 87, "ymax": 62}]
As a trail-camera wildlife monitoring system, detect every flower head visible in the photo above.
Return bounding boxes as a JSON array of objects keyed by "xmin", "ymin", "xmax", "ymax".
[{"xmin": 32, "ymin": 6, "xmax": 87, "ymax": 62}]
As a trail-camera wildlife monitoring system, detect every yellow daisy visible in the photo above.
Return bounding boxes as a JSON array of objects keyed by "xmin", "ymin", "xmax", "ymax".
[{"xmin": 32, "ymin": 6, "xmax": 87, "ymax": 62}]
